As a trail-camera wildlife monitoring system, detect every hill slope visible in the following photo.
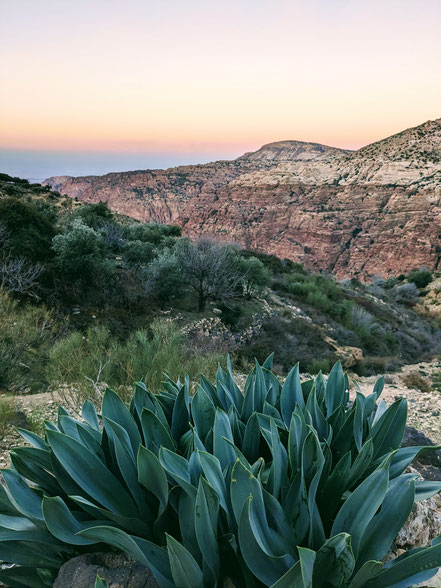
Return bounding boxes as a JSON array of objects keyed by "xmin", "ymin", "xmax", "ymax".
[{"xmin": 44, "ymin": 119, "xmax": 441, "ymax": 278}]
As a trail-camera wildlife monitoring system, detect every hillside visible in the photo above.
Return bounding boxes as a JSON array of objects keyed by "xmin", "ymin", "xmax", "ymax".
[{"xmin": 44, "ymin": 119, "xmax": 441, "ymax": 278}]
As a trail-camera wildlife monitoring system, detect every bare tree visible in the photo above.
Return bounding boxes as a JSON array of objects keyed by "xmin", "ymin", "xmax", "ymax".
[
  {"xmin": 176, "ymin": 237, "xmax": 244, "ymax": 311},
  {"xmin": 0, "ymin": 255, "xmax": 43, "ymax": 298}
]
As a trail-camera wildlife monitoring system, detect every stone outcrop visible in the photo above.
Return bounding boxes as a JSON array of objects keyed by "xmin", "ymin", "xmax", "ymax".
[
  {"xmin": 53, "ymin": 552, "xmax": 159, "ymax": 588},
  {"xmin": 44, "ymin": 119, "xmax": 441, "ymax": 278}
]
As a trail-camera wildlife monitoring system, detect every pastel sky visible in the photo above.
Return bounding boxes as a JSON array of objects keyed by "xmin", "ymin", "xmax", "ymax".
[{"xmin": 1, "ymin": 0, "xmax": 441, "ymax": 178}]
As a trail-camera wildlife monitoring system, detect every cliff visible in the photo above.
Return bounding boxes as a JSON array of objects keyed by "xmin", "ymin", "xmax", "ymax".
[{"xmin": 44, "ymin": 119, "xmax": 441, "ymax": 278}]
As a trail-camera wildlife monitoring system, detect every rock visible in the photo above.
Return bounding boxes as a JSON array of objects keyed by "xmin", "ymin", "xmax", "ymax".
[
  {"xmin": 401, "ymin": 426, "xmax": 441, "ymax": 480},
  {"xmin": 53, "ymin": 553, "xmax": 159, "ymax": 588},
  {"xmin": 396, "ymin": 494, "xmax": 441, "ymax": 550},
  {"xmin": 212, "ymin": 308, "xmax": 222, "ymax": 315},
  {"xmin": 44, "ymin": 119, "xmax": 441, "ymax": 279},
  {"xmin": 324, "ymin": 336, "xmax": 363, "ymax": 368}
]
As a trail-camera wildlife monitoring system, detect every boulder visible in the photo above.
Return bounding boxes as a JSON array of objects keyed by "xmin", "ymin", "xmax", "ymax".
[
  {"xmin": 402, "ymin": 426, "xmax": 441, "ymax": 481},
  {"xmin": 53, "ymin": 553, "xmax": 159, "ymax": 588}
]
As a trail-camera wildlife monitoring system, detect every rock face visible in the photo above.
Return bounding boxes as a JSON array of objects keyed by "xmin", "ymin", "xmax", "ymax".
[
  {"xmin": 53, "ymin": 552, "xmax": 159, "ymax": 588},
  {"xmin": 44, "ymin": 119, "xmax": 441, "ymax": 278}
]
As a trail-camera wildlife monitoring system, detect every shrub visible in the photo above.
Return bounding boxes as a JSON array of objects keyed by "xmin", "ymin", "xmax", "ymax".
[
  {"xmin": 0, "ymin": 294, "xmax": 59, "ymax": 393},
  {"xmin": 2, "ymin": 359, "xmax": 441, "ymax": 587},
  {"xmin": 408, "ymin": 268, "xmax": 433, "ymax": 289},
  {"xmin": 395, "ymin": 282, "xmax": 419, "ymax": 305},
  {"xmin": 236, "ymin": 255, "xmax": 271, "ymax": 298},
  {"xmin": 402, "ymin": 371, "xmax": 431, "ymax": 394},
  {"xmin": 47, "ymin": 320, "xmax": 223, "ymax": 405},
  {"xmin": 0, "ymin": 396, "xmax": 15, "ymax": 437},
  {"xmin": 52, "ymin": 219, "xmax": 107, "ymax": 286},
  {"xmin": 0, "ymin": 197, "xmax": 56, "ymax": 262}
]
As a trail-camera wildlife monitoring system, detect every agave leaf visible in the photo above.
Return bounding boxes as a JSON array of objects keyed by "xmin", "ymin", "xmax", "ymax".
[
  {"xmin": 1, "ymin": 470, "xmax": 44, "ymax": 521},
  {"xmin": 178, "ymin": 485, "xmax": 199, "ymax": 559},
  {"xmin": 137, "ymin": 445, "xmax": 169, "ymax": 516},
  {"xmin": 306, "ymin": 388, "xmax": 329, "ymax": 442},
  {"xmin": 281, "ymin": 363, "xmax": 304, "ymax": 424},
  {"xmin": 16, "ymin": 428, "xmax": 48, "ymax": 451},
  {"xmin": 140, "ymin": 409, "xmax": 175, "ymax": 455},
  {"xmin": 312, "ymin": 533, "xmax": 355, "ymax": 588},
  {"xmin": 104, "ymin": 418, "xmax": 152, "ymax": 516},
  {"xmin": 263, "ymin": 368, "xmax": 281, "ymax": 406},
  {"xmin": 159, "ymin": 447, "xmax": 195, "ymax": 495},
  {"xmin": 242, "ymin": 412, "xmax": 261, "ymax": 464},
  {"xmin": 82, "ymin": 400, "xmax": 100, "ymax": 431},
  {"xmin": 415, "ymin": 480, "xmax": 441, "ymax": 501},
  {"xmin": 10, "ymin": 449, "xmax": 62, "ymax": 497},
  {"xmin": 0, "ymin": 565, "xmax": 55, "ymax": 588},
  {"xmin": 0, "ymin": 540, "xmax": 63, "ymax": 568},
  {"xmin": 353, "ymin": 392, "xmax": 364, "ymax": 452},
  {"xmin": 166, "ymin": 532, "xmax": 204, "ymax": 588},
  {"xmin": 191, "ymin": 387, "xmax": 216, "ymax": 443},
  {"xmin": 373, "ymin": 376, "xmax": 384, "ymax": 399},
  {"xmin": 230, "ymin": 459, "xmax": 265, "ymax": 525},
  {"xmin": 288, "ymin": 411, "xmax": 307, "ymax": 474},
  {"xmin": 371, "ymin": 399, "xmax": 387, "ymax": 427},
  {"xmin": 42, "ymin": 496, "xmax": 105, "ymax": 545},
  {"xmin": 199, "ymin": 374, "xmax": 221, "ymax": 408},
  {"xmin": 325, "ymin": 361, "xmax": 345, "ymax": 417},
  {"xmin": 366, "ymin": 399, "xmax": 407, "ymax": 460},
  {"xmin": 283, "ymin": 471, "xmax": 309, "ymax": 545},
  {"xmin": 348, "ymin": 560, "xmax": 383, "ymax": 588},
  {"xmin": 389, "ymin": 445, "xmax": 441, "ymax": 479},
  {"xmin": 266, "ymin": 418, "xmax": 284, "ymax": 499},
  {"xmin": 317, "ymin": 452, "xmax": 351, "ymax": 527},
  {"xmin": 331, "ymin": 463, "xmax": 389, "ymax": 557},
  {"xmin": 197, "ymin": 451, "xmax": 230, "ymax": 514},
  {"xmin": 195, "ymin": 478, "xmax": 220, "ymax": 579},
  {"xmin": 346, "ymin": 438, "xmax": 374, "ymax": 489},
  {"xmin": 102, "ymin": 388, "xmax": 141, "ymax": 455},
  {"xmin": 171, "ymin": 386, "xmax": 190, "ymax": 443},
  {"xmin": 79, "ymin": 526, "xmax": 174, "ymax": 588},
  {"xmin": 213, "ymin": 409, "xmax": 236, "ymax": 470},
  {"xmin": 363, "ymin": 542, "xmax": 441, "ymax": 587},
  {"xmin": 263, "ymin": 352, "xmax": 275, "ymax": 371},
  {"xmin": 238, "ymin": 497, "xmax": 295, "ymax": 585},
  {"xmin": 357, "ymin": 474, "xmax": 415, "ymax": 566},
  {"xmin": 71, "ymin": 495, "xmax": 149, "ymax": 537},
  {"xmin": 0, "ymin": 514, "xmax": 54, "ymax": 544},
  {"xmin": 95, "ymin": 576, "xmax": 108, "ymax": 588},
  {"xmin": 47, "ymin": 430, "xmax": 138, "ymax": 517}
]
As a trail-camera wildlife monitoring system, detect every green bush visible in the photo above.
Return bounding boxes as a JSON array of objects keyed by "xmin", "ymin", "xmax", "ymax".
[
  {"xmin": 52, "ymin": 219, "xmax": 108, "ymax": 286},
  {"xmin": 0, "ymin": 197, "xmax": 56, "ymax": 262},
  {"xmin": 408, "ymin": 268, "xmax": 433, "ymax": 289},
  {"xmin": 0, "ymin": 396, "xmax": 15, "ymax": 437},
  {"xmin": 2, "ymin": 358, "xmax": 441, "ymax": 587},
  {"xmin": 47, "ymin": 320, "xmax": 223, "ymax": 404},
  {"xmin": 0, "ymin": 294, "xmax": 59, "ymax": 393}
]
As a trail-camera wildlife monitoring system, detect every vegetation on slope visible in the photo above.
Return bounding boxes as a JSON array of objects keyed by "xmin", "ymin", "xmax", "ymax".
[{"xmin": 0, "ymin": 173, "xmax": 439, "ymax": 400}]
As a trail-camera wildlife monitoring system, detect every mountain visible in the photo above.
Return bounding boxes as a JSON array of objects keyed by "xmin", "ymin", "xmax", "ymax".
[{"xmin": 44, "ymin": 119, "xmax": 441, "ymax": 278}]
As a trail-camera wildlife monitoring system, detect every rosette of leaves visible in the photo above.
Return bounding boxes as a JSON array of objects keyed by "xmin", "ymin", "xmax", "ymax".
[{"xmin": 1, "ymin": 355, "xmax": 441, "ymax": 587}]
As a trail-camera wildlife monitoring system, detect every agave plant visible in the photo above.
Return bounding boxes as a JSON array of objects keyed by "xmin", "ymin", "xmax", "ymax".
[{"xmin": 1, "ymin": 355, "xmax": 441, "ymax": 588}]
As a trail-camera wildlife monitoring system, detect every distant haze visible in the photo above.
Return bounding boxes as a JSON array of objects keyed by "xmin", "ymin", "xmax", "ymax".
[
  {"xmin": 0, "ymin": 149, "xmax": 243, "ymax": 181},
  {"xmin": 1, "ymin": 0, "xmax": 440, "ymax": 179}
]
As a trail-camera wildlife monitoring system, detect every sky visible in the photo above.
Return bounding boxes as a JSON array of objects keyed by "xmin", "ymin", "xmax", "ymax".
[{"xmin": 1, "ymin": 0, "xmax": 441, "ymax": 179}]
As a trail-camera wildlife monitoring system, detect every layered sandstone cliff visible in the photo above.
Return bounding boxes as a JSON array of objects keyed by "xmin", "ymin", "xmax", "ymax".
[{"xmin": 44, "ymin": 119, "xmax": 441, "ymax": 278}]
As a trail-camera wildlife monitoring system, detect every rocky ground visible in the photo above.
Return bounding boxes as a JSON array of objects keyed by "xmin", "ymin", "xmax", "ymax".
[{"xmin": 353, "ymin": 360, "xmax": 441, "ymax": 444}]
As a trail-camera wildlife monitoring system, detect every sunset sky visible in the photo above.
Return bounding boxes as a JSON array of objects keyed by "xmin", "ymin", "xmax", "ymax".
[{"xmin": 1, "ymin": 0, "xmax": 441, "ymax": 178}]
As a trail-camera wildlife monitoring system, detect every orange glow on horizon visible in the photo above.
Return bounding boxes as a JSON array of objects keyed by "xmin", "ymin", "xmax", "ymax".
[{"xmin": 1, "ymin": 0, "xmax": 440, "ymax": 158}]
